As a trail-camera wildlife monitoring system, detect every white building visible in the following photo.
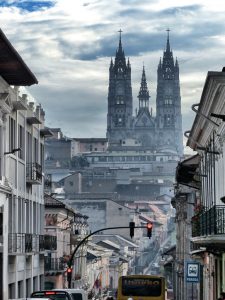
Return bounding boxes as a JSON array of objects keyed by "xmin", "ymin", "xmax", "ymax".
[
  {"xmin": 184, "ymin": 70, "xmax": 225, "ymax": 300},
  {"xmin": 0, "ymin": 29, "xmax": 49, "ymax": 299}
]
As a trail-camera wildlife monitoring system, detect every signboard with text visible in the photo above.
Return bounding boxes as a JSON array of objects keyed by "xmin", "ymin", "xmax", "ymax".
[{"xmin": 186, "ymin": 261, "xmax": 200, "ymax": 283}]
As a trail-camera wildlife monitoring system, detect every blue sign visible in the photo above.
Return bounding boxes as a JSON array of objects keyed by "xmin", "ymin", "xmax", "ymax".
[{"xmin": 186, "ymin": 261, "xmax": 200, "ymax": 283}]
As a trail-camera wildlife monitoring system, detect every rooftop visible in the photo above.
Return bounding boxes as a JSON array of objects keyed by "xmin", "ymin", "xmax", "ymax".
[{"xmin": 0, "ymin": 29, "xmax": 38, "ymax": 86}]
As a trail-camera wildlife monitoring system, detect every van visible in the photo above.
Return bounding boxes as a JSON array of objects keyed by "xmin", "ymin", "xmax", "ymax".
[{"xmin": 53, "ymin": 289, "xmax": 88, "ymax": 300}]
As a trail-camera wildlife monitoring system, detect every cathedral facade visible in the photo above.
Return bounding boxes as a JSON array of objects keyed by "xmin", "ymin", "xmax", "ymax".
[{"xmin": 107, "ymin": 32, "xmax": 183, "ymax": 157}]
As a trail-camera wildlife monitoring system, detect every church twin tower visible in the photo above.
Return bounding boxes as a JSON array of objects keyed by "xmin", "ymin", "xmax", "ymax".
[{"xmin": 107, "ymin": 31, "xmax": 183, "ymax": 157}]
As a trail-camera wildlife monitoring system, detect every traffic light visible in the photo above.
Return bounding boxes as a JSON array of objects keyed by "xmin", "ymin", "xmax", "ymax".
[
  {"xmin": 147, "ymin": 222, "xmax": 153, "ymax": 238},
  {"xmin": 129, "ymin": 221, "xmax": 135, "ymax": 238},
  {"xmin": 66, "ymin": 267, "xmax": 72, "ymax": 283}
]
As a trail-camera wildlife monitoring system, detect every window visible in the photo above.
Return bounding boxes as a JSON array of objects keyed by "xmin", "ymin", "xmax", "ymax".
[
  {"xmin": 164, "ymin": 114, "xmax": 171, "ymax": 126},
  {"xmin": 140, "ymin": 156, "xmax": 146, "ymax": 161},
  {"xmin": 18, "ymin": 280, "xmax": 23, "ymax": 298},
  {"xmin": 114, "ymin": 156, "xmax": 121, "ymax": 162},
  {"xmin": 40, "ymin": 143, "xmax": 44, "ymax": 167},
  {"xmin": 26, "ymin": 132, "xmax": 32, "ymax": 163},
  {"xmin": 18, "ymin": 125, "xmax": 24, "ymax": 159},
  {"xmin": 0, "ymin": 213, "xmax": 2, "ymax": 236},
  {"xmin": 9, "ymin": 117, "xmax": 16, "ymax": 151},
  {"xmin": 99, "ymin": 156, "xmax": 107, "ymax": 162},
  {"xmin": 116, "ymin": 96, "xmax": 124, "ymax": 104},
  {"xmin": 26, "ymin": 200, "xmax": 30, "ymax": 232},
  {"xmin": 33, "ymin": 202, "xmax": 37, "ymax": 232},
  {"xmin": 34, "ymin": 137, "xmax": 38, "ymax": 162},
  {"xmin": 165, "ymin": 98, "xmax": 172, "ymax": 105}
]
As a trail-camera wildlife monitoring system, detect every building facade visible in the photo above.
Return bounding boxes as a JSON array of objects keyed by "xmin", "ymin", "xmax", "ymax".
[
  {"xmin": 44, "ymin": 194, "xmax": 89, "ymax": 290},
  {"xmin": 173, "ymin": 70, "xmax": 225, "ymax": 300},
  {"xmin": 0, "ymin": 29, "xmax": 49, "ymax": 300},
  {"xmin": 65, "ymin": 197, "xmax": 140, "ymax": 240},
  {"xmin": 107, "ymin": 31, "xmax": 183, "ymax": 157}
]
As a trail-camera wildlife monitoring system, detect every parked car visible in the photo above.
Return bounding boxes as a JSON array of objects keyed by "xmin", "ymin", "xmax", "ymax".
[
  {"xmin": 53, "ymin": 289, "xmax": 88, "ymax": 300},
  {"xmin": 30, "ymin": 290, "xmax": 72, "ymax": 299},
  {"xmin": 31, "ymin": 288, "xmax": 88, "ymax": 300}
]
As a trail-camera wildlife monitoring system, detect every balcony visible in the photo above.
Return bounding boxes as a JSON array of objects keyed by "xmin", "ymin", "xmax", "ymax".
[
  {"xmin": 39, "ymin": 235, "xmax": 45, "ymax": 251},
  {"xmin": 192, "ymin": 205, "xmax": 225, "ymax": 248},
  {"xmin": 44, "ymin": 235, "xmax": 57, "ymax": 251},
  {"xmin": 44, "ymin": 257, "xmax": 65, "ymax": 274},
  {"xmin": 8, "ymin": 233, "xmax": 57, "ymax": 254},
  {"xmin": 26, "ymin": 162, "xmax": 42, "ymax": 184},
  {"xmin": 8, "ymin": 233, "xmax": 33, "ymax": 253}
]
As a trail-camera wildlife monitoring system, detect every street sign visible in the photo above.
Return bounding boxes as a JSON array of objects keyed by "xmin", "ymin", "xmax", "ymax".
[{"xmin": 186, "ymin": 261, "xmax": 200, "ymax": 283}]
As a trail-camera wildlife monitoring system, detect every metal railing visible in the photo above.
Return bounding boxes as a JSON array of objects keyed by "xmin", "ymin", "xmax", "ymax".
[
  {"xmin": 44, "ymin": 257, "xmax": 65, "ymax": 272},
  {"xmin": 8, "ymin": 233, "xmax": 32, "ymax": 253},
  {"xmin": 8, "ymin": 233, "xmax": 57, "ymax": 253},
  {"xmin": 44, "ymin": 235, "xmax": 57, "ymax": 251},
  {"xmin": 192, "ymin": 205, "xmax": 225, "ymax": 237},
  {"xmin": 39, "ymin": 234, "xmax": 45, "ymax": 251},
  {"xmin": 26, "ymin": 162, "xmax": 42, "ymax": 184}
]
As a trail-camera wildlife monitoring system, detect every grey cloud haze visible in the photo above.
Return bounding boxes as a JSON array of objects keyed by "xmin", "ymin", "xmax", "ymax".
[{"xmin": 0, "ymin": 0, "xmax": 225, "ymax": 153}]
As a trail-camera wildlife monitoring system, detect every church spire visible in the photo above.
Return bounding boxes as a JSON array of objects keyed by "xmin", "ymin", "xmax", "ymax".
[
  {"xmin": 114, "ymin": 29, "xmax": 126, "ymax": 70},
  {"xmin": 116, "ymin": 29, "xmax": 124, "ymax": 57},
  {"xmin": 118, "ymin": 29, "xmax": 122, "ymax": 51},
  {"xmin": 166, "ymin": 28, "xmax": 171, "ymax": 52},
  {"xmin": 138, "ymin": 65, "xmax": 150, "ymax": 113}
]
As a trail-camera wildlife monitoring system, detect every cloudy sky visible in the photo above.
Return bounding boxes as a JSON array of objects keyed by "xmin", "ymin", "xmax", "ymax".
[{"xmin": 1, "ymin": 0, "xmax": 225, "ymax": 151}]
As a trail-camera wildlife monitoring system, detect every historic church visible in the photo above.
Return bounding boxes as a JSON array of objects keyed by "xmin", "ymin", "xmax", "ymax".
[{"xmin": 107, "ymin": 31, "xmax": 183, "ymax": 157}]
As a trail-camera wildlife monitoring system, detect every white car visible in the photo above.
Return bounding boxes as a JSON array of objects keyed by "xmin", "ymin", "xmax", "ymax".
[{"xmin": 53, "ymin": 288, "xmax": 88, "ymax": 300}]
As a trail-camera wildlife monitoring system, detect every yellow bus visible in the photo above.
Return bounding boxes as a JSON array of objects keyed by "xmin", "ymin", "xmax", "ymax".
[{"xmin": 117, "ymin": 275, "xmax": 166, "ymax": 300}]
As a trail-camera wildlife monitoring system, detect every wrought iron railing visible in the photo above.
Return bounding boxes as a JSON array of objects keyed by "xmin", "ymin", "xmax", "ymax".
[
  {"xmin": 44, "ymin": 235, "xmax": 57, "ymax": 251},
  {"xmin": 8, "ymin": 233, "xmax": 57, "ymax": 253},
  {"xmin": 26, "ymin": 162, "xmax": 42, "ymax": 184},
  {"xmin": 25, "ymin": 234, "xmax": 32, "ymax": 252},
  {"xmin": 44, "ymin": 257, "xmax": 65, "ymax": 272},
  {"xmin": 8, "ymin": 233, "xmax": 32, "ymax": 253},
  {"xmin": 192, "ymin": 205, "xmax": 225, "ymax": 237},
  {"xmin": 39, "ymin": 235, "xmax": 45, "ymax": 251}
]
